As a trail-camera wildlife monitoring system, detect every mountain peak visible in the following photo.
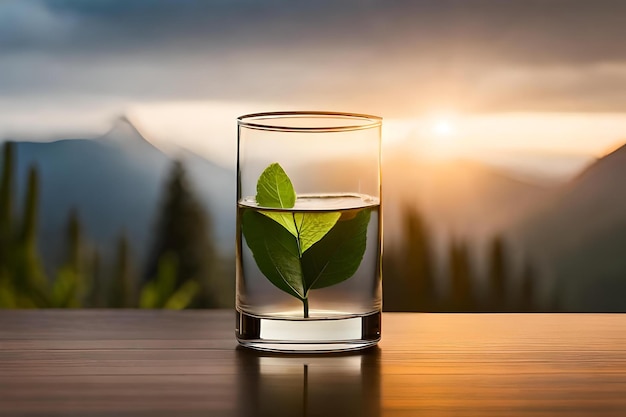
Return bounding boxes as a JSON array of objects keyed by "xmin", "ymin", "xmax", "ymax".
[
  {"xmin": 603, "ymin": 141, "xmax": 626, "ymax": 159},
  {"xmin": 570, "ymin": 140, "xmax": 626, "ymax": 184},
  {"xmin": 98, "ymin": 115, "xmax": 151, "ymax": 148}
]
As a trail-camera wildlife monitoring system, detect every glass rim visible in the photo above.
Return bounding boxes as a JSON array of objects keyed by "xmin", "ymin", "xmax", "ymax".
[{"xmin": 237, "ymin": 111, "xmax": 382, "ymax": 132}]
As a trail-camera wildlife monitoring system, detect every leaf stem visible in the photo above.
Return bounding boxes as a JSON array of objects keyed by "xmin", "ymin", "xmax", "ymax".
[
  {"xmin": 293, "ymin": 213, "xmax": 303, "ymax": 257},
  {"xmin": 295, "ymin": 212, "xmax": 308, "ymax": 319}
]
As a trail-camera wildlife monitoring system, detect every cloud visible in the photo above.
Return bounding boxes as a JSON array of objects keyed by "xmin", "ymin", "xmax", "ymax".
[
  {"xmin": 0, "ymin": 0, "xmax": 76, "ymax": 50},
  {"xmin": 3, "ymin": 0, "xmax": 625, "ymax": 63},
  {"xmin": 1, "ymin": 0, "xmax": 626, "ymax": 119}
]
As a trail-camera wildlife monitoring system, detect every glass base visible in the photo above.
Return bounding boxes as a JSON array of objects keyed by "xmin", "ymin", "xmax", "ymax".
[{"xmin": 236, "ymin": 310, "xmax": 381, "ymax": 353}]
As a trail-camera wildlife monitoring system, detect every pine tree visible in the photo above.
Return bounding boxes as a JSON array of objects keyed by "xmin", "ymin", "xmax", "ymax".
[
  {"xmin": 86, "ymin": 248, "xmax": 103, "ymax": 308},
  {"xmin": 144, "ymin": 160, "xmax": 220, "ymax": 307},
  {"xmin": 139, "ymin": 253, "xmax": 199, "ymax": 309},
  {"xmin": 12, "ymin": 165, "xmax": 48, "ymax": 307},
  {"xmin": 50, "ymin": 209, "xmax": 86, "ymax": 308},
  {"xmin": 519, "ymin": 260, "xmax": 535, "ymax": 312},
  {"xmin": 0, "ymin": 142, "xmax": 15, "ymax": 271},
  {"xmin": 383, "ymin": 207, "xmax": 435, "ymax": 311},
  {"xmin": 65, "ymin": 209, "xmax": 82, "ymax": 271},
  {"xmin": 0, "ymin": 151, "xmax": 49, "ymax": 308},
  {"xmin": 0, "ymin": 142, "xmax": 14, "ymax": 306},
  {"xmin": 487, "ymin": 235, "xmax": 509, "ymax": 311},
  {"xmin": 109, "ymin": 233, "xmax": 135, "ymax": 308},
  {"xmin": 447, "ymin": 239, "xmax": 474, "ymax": 312}
]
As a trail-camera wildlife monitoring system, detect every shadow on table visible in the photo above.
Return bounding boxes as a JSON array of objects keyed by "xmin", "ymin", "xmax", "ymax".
[{"xmin": 235, "ymin": 346, "xmax": 381, "ymax": 417}]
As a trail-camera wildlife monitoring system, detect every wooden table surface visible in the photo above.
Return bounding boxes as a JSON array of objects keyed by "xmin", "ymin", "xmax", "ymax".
[{"xmin": 0, "ymin": 311, "xmax": 625, "ymax": 417}]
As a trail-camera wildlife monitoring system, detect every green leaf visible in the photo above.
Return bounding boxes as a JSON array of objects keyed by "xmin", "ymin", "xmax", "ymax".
[
  {"xmin": 260, "ymin": 211, "xmax": 298, "ymax": 236},
  {"xmin": 261, "ymin": 211, "xmax": 341, "ymax": 254},
  {"xmin": 256, "ymin": 163, "xmax": 296, "ymax": 209},
  {"xmin": 255, "ymin": 163, "xmax": 340, "ymax": 254},
  {"xmin": 241, "ymin": 209, "xmax": 305, "ymax": 299},
  {"xmin": 301, "ymin": 208, "xmax": 371, "ymax": 292},
  {"xmin": 294, "ymin": 212, "xmax": 341, "ymax": 253},
  {"xmin": 244, "ymin": 162, "xmax": 373, "ymax": 315}
]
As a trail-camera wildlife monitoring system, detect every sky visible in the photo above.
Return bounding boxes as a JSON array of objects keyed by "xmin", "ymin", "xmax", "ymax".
[{"xmin": 1, "ymin": 0, "xmax": 626, "ymax": 173}]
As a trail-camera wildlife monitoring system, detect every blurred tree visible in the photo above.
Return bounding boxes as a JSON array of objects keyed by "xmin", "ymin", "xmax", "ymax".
[
  {"xmin": 139, "ymin": 252, "xmax": 199, "ymax": 309},
  {"xmin": 64, "ymin": 209, "xmax": 82, "ymax": 272},
  {"xmin": 518, "ymin": 260, "xmax": 535, "ymax": 312},
  {"xmin": 0, "ymin": 149, "xmax": 50, "ymax": 308},
  {"xmin": 487, "ymin": 236, "xmax": 509, "ymax": 311},
  {"xmin": 50, "ymin": 209, "xmax": 86, "ymax": 308},
  {"xmin": 447, "ymin": 239, "xmax": 474, "ymax": 312},
  {"xmin": 144, "ymin": 160, "xmax": 220, "ymax": 307},
  {"xmin": 12, "ymin": 165, "xmax": 49, "ymax": 307},
  {"xmin": 383, "ymin": 206, "xmax": 436, "ymax": 311},
  {"xmin": 86, "ymin": 248, "xmax": 104, "ymax": 308},
  {"xmin": 110, "ymin": 233, "xmax": 135, "ymax": 308},
  {"xmin": 0, "ymin": 142, "xmax": 15, "ymax": 276},
  {"xmin": 0, "ymin": 146, "xmax": 45, "ymax": 308}
]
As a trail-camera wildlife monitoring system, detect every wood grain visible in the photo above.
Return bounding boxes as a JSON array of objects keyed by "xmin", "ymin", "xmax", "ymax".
[{"xmin": 0, "ymin": 311, "xmax": 624, "ymax": 416}]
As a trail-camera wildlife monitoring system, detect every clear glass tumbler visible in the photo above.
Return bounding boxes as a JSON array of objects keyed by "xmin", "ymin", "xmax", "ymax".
[{"xmin": 236, "ymin": 112, "xmax": 382, "ymax": 352}]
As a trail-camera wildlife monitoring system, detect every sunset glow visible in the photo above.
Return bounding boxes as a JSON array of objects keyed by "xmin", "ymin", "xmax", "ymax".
[
  {"xmin": 431, "ymin": 119, "xmax": 456, "ymax": 137},
  {"xmin": 127, "ymin": 102, "xmax": 626, "ymax": 177}
]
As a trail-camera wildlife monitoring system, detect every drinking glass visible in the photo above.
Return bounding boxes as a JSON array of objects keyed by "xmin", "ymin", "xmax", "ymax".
[{"xmin": 236, "ymin": 111, "xmax": 382, "ymax": 352}]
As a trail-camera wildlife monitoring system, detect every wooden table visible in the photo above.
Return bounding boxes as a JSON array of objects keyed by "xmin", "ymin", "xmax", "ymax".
[{"xmin": 0, "ymin": 311, "xmax": 625, "ymax": 416}]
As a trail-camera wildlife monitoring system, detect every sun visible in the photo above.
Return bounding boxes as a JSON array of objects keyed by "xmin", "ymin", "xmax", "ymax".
[
  {"xmin": 431, "ymin": 119, "xmax": 456, "ymax": 137},
  {"xmin": 388, "ymin": 111, "xmax": 463, "ymax": 160},
  {"xmin": 420, "ymin": 115, "xmax": 460, "ymax": 159}
]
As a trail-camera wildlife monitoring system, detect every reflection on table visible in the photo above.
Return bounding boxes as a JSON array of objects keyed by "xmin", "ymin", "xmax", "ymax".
[{"xmin": 236, "ymin": 347, "xmax": 381, "ymax": 417}]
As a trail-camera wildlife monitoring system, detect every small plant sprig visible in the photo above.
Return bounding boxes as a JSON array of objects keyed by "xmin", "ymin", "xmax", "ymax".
[{"xmin": 242, "ymin": 163, "xmax": 370, "ymax": 318}]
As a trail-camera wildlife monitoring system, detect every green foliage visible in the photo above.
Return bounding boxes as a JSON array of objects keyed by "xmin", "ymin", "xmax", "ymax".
[
  {"xmin": 6, "ymin": 163, "xmax": 48, "ymax": 307},
  {"xmin": 242, "ymin": 162, "xmax": 370, "ymax": 317},
  {"xmin": 0, "ymin": 278, "xmax": 16, "ymax": 308},
  {"xmin": 263, "ymin": 211, "xmax": 340, "ymax": 253},
  {"xmin": 0, "ymin": 145, "xmax": 49, "ymax": 308},
  {"xmin": 255, "ymin": 162, "xmax": 296, "ymax": 208},
  {"xmin": 301, "ymin": 209, "xmax": 370, "ymax": 290},
  {"xmin": 47, "ymin": 209, "xmax": 88, "ymax": 308},
  {"xmin": 0, "ymin": 144, "xmax": 216, "ymax": 310},
  {"xmin": 49, "ymin": 267, "xmax": 82, "ymax": 308},
  {"xmin": 242, "ymin": 210, "xmax": 305, "ymax": 299},
  {"xmin": 139, "ymin": 253, "xmax": 199, "ymax": 309},
  {"xmin": 255, "ymin": 163, "xmax": 341, "ymax": 254}
]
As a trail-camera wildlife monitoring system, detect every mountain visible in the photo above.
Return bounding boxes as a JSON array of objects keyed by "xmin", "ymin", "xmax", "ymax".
[
  {"xmin": 381, "ymin": 152, "xmax": 553, "ymax": 246},
  {"xmin": 8, "ymin": 117, "xmax": 234, "ymax": 271},
  {"xmin": 516, "ymin": 143, "xmax": 626, "ymax": 311},
  {"xmin": 301, "ymin": 152, "xmax": 552, "ymax": 247}
]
